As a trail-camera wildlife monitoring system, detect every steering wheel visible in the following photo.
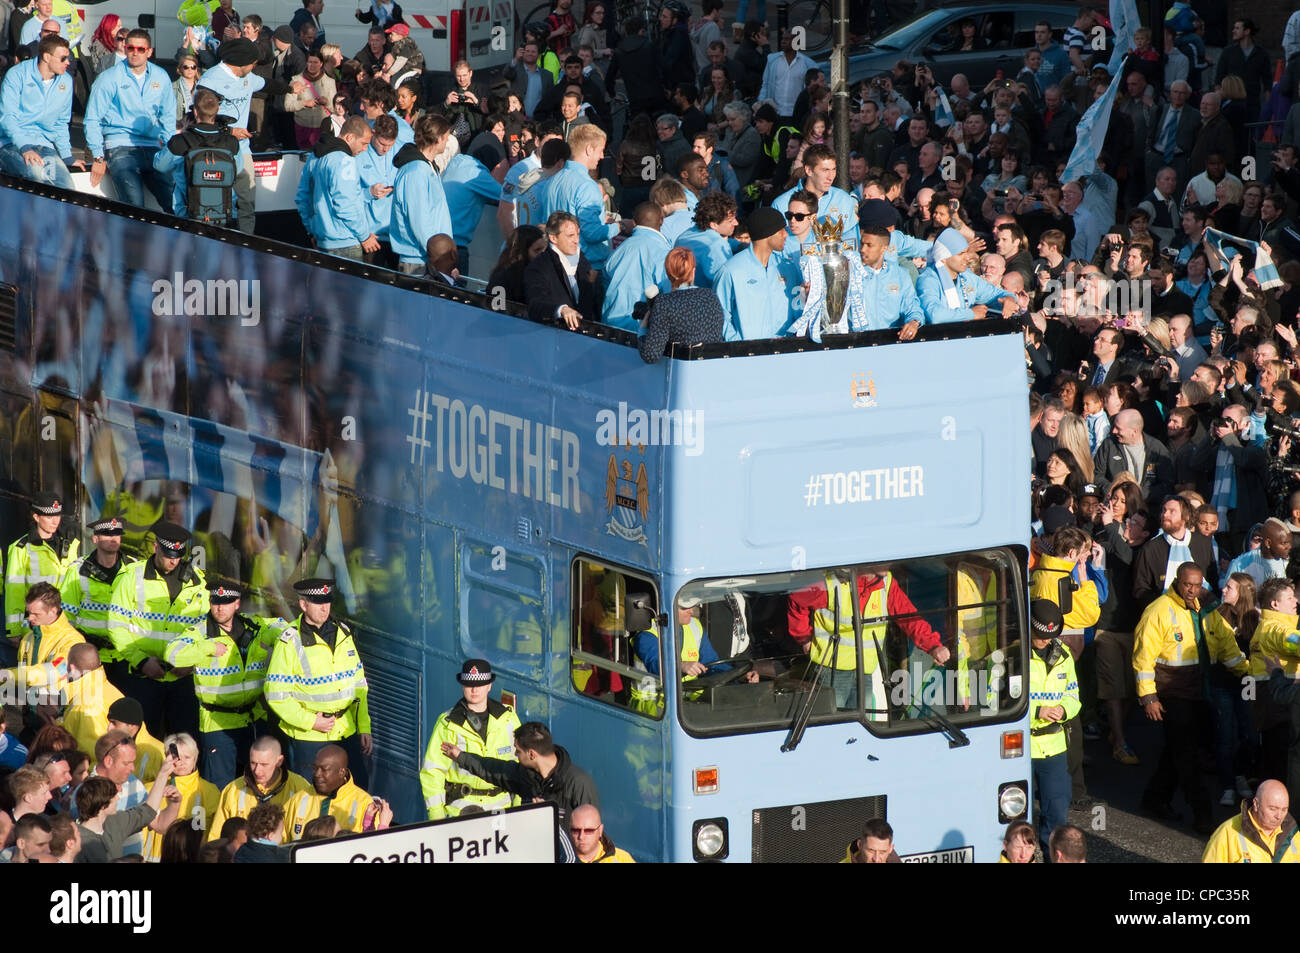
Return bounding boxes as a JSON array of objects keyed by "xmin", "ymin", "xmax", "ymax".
[{"xmin": 686, "ymin": 656, "xmax": 755, "ymax": 690}]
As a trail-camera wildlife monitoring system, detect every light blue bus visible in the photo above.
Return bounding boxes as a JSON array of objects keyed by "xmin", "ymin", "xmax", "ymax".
[{"xmin": 0, "ymin": 175, "xmax": 1031, "ymax": 862}]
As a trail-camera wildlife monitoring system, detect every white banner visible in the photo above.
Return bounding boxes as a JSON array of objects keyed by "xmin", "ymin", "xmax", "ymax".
[{"xmin": 291, "ymin": 803, "xmax": 558, "ymax": 864}]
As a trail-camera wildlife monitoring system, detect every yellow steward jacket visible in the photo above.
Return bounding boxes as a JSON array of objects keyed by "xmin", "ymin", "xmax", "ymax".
[
  {"xmin": 264, "ymin": 615, "xmax": 370, "ymax": 741},
  {"xmin": 6, "ymin": 611, "xmax": 84, "ymax": 702},
  {"xmin": 585, "ymin": 837, "xmax": 636, "ymax": 863},
  {"xmin": 419, "ymin": 697, "xmax": 521, "ymax": 820},
  {"xmin": 1029, "ymin": 554, "xmax": 1099, "ymax": 632},
  {"xmin": 131, "ymin": 722, "xmax": 167, "ymax": 784},
  {"xmin": 143, "ymin": 770, "xmax": 219, "ymax": 860},
  {"xmin": 1133, "ymin": 588, "xmax": 1243, "ymax": 701},
  {"xmin": 1029, "ymin": 639, "xmax": 1080, "ymax": 758},
  {"xmin": 207, "ymin": 769, "xmax": 312, "ymax": 841},
  {"xmin": 1202, "ymin": 804, "xmax": 1300, "ymax": 863},
  {"xmin": 1250, "ymin": 608, "xmax": 1300, "ymax": 680},
  {"xmin": 283, "ymin": 775, "xmax": 372, "ymax": 840},
  {"xmin": 61, "ymin": 667, "xmax": 124, "ymax": 758}
]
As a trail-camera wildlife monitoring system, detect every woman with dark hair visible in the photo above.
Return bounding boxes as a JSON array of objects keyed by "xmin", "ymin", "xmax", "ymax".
[
  {"xmin": 637, "ymin": 247, "xmax": 725, "ymax": 363},
  {"xmin": 395, "ymin": 78, "xmax": 423, "ymax": 126},
  {"xmin": 616, "ymin": 113, "xmax": 660, "ymax": 215},
  {"xmin": 487, "ymin": 225, "xmax": 546, "ymax": 304},
  {"xmin": 701, "ymin": 66, "xmax": 736, "ymax": 129},
  {"xmin": 575, "ymin": 2, "xmax": 618, "ymax": 75},
  {"xmin": 160, "ymin": 818, "xmax": 205, "ymax": 862},
  {"xmin": 1100, "ymin": 381, "xmax": 1138, "ymax": 420},
  {"xmin": 1045, "ymin": 448, "xmax": 1086, "ymax": 497},
  {"xmin": 25, "ymin": 724, "xmax": 78, "ymax": 762},
  {"xmin": 952, "ymin": 18, "xmax": 987, "ymax": 51}
]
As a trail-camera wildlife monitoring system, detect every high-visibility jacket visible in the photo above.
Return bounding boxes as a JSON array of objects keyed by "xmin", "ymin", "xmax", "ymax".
[
  {"xmin": 810, "ymin": 573, "xmax": 890, "ymax": 672},
  {"xmin": 283, "ymin": 775, "xmax": 372, "ymax": 840},
  {"xmin": 165, "ymin": 613, "xmax": 286, "ymax": 732},
  {"xmin": 107, "ymin": 558, "xmax": 209, "ymax": 680},
  {"xmin": 207, "ymin": 769, "xmax": 311, "ymax": 841},
  {"xmin": 1029, "ymin": 553, "xmax": 1100, "ymax": 633},
  {"xmin": 762, "ymin": 125, "xmax": 799, "ymax": 163},
  {"xmin": 1029, "ymin": 639, "xmax": 1079, "ymax": 758},
  {"xmin": 264, "ymin": 615, "xmax": 370, "ymax": 741},
  {"xmin": 629, "ymin": 622, "xmax": 666, "ymax": 717},
  {"xmin": 6, "ymin": 610, "xmax": 83, "ymax": 704},
  {"xmin": 1249, "ymin": 608, "xmax": 1300, "ymax": 680},
  {"xmin": 1133, "ymin": 587, "xmax": 1245, "ymax": 701},
  {"xmin": 956, "ymin": 565, "xmax": 999, "ymax": 707},
  {"xmin": 4, "ymin": 531, "xmax": 80, "ymax": 640},
  {"xmin": 1202, "ymin": 807, "xmax": 1300, "ymax": 863},
  {"xmin": 131, "ymin": 722, "xmax": 167, "ymax": 784},
  {"xmin": 59, "ymin": 553, "xmax": 127, "ymax": 665},
  {"xmin": 419, "ymin": 697, "xmax": 521, "ymax": 820},
  {"xmin": 61, "ymin": 667, "xmax": 123, "ymax": 758},
  {"xmin": 142, "ymin": 770, "xmax": 219, "ymax": 860}
]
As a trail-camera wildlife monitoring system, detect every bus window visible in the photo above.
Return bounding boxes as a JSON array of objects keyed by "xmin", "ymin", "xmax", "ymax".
[
  {"xmin": 460, "ymin": 541, "xmax": 545, "ymax": 680},
  {"xmin": 571, "ymin": 557, "xmax": 662, "ymax": 719},
  {"xmin": 673, "ymin": 548, "xmax": 1026, "ymax": 738}
]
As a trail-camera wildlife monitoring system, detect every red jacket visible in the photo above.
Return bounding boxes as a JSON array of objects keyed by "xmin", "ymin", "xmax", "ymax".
[{"xmin": 786, "ymin": 574, "xmax": 940, "ymax": 653}]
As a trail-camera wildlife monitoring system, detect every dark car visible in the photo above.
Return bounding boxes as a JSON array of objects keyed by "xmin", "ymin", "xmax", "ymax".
[{"xmin": 824, "ymin": 3, "xmax": 1100, "ymax": 90}]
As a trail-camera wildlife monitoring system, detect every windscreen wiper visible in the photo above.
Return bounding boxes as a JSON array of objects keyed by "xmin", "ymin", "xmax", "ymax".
[
  {"xmin": 924, "ymin": 707, "xmax": 970, "ymax": 749},
  {"xmin": 782, "ymin": 586, "xmax": 842, "ymax": 752}
]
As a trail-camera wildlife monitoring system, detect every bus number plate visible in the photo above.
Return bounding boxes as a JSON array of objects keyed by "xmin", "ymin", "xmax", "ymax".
[{"xmin": 900, "ymin": 846, "xmax": 974, "ymax": 863}]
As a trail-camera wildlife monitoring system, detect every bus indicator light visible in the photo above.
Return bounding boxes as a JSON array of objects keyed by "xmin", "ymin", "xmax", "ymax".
[
  {"xmin": 694, "ymin": 767, "xmax": 719, "ymax": 794},
  {"xmin": 1001, "ymin": 731, "xmax": 1024, "ymax": 759}
]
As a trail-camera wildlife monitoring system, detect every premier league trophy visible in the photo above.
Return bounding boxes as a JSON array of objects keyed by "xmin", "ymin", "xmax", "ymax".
[{"xmin": 806, "ymin": 215, "xmax": 851, "ymax": 335}]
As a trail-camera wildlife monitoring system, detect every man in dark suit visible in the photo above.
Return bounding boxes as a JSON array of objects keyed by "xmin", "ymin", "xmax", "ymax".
[
  {"xmin": 1188, "ymin": 92, "xmax": 1236, "ymax": 180},
  {"xmin": 504, "ymin": 39, "xmax": 555, "ymax": 119},
  {"xmin": 423, "ymin": 234, "xmax": 461, "ymax": 287},
  {"xmin": 1144, "ymin": 81, "xmax": 1199, "ymax": 194},
  {"xmin": 526, "ymin": 211, "xmax": 598, "ymax": 328}
]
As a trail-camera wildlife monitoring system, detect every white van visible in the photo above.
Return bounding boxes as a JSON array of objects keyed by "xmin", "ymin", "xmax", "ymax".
[{"xmin": 85, "ymin": 0, "xmax": 514, "ymax": 72}]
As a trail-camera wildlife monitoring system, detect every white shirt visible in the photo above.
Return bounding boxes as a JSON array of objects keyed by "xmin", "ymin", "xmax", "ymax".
[
  {"xmin": 758, "ymin": 51, "xmax": 816, "ymax": 117},
  {"xmin": 1186, "ymin": 171, "xmax": 1243, "ymax": 207}
]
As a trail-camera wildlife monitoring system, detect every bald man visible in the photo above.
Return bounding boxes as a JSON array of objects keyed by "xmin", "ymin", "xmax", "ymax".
[
  {"xmin": 424, "ymin": 234, "xmax": 461, "ymax": 287},
  {"xmin": 1202, "ymin": 779, "xmax": 1300, "ymax": 862},
  {"xmin": 282, "ymin": 743, "xmax": 385, "ymax": 840},
  {"xmin": 1228, "ymin": 518, "xmax": 1292, "ymax": 586},
  {"xmin": 1093, "ymin": 408, "xmax": 1174, "ymax": 503},
  {"xmin": 568, "ymin": 803, "xmax": 634, "ymax": 863},
  {"xmin": 207, "ymin": 735, "xmax": 311, "ymax": 841}
]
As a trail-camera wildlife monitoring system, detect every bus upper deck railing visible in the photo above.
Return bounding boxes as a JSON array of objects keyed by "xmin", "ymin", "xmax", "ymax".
[{"xmin": 0, "ymin": 171, "xmax": 1023, "ymax": 361}]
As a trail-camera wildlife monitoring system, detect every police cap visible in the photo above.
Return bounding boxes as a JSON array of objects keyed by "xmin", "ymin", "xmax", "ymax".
[
  {"xmin": 207, "ymin": 581, "xmax": 242, "ymax": 604},
  {"xmin": 293, "ymin": 578, "xmax": 336, "ymax": 604},
  {"xmin": 457, "ymin": 659, "xmax": 495, "ymax": 685},
  {"xmin": 89, "ymin": 515, "xmax": 125, "ymax": 535},
  {"xmin": 31, "ymin": 491, "xmax": 64, "ymax": 516},
  {"xmin": 152, "ymin": 521, "xmax": 190, "ymax": 556}
]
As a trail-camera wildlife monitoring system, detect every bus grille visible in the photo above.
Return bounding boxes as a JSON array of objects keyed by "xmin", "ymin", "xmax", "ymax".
[{"xmin": 752, "ymin": 795, "xmax": 887, "ymax": 863}]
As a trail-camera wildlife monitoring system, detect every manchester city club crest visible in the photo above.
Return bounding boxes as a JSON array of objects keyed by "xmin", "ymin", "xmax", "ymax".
[
  {"xmin": 851, "ymin": 373, "xmax": 877, "ymax": 408},
  {"xmin": 604, "ymin": 447, "xmax": 649, "ymax": 546}
]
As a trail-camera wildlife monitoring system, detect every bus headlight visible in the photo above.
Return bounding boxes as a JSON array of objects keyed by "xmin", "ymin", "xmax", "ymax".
[
  {"xmin": 998, "ymin": 782, "xmax": 1028, "ymax": 822},
  {"xmin": 693, "ymin": 818, "xmax": 728, "ymax": 861}
]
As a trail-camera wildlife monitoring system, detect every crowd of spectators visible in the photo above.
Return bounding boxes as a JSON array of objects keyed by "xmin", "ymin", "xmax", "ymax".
[{"xmin": 11, "ymin": 0, "xmax": 1300, "ymax": 861}]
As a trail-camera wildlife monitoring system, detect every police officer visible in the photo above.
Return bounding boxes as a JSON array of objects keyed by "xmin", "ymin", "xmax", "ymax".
[
  {"xmin": 264, "ymin": 578, "xmax": 372, "ymax": 788},
  {"xmin": 58, "ymin": 516, "xmax": 127, "ymax": 686},
  {"xmin": 4, "ymin": 491, "xmax": 80, "ymax": 667},
  {"xmin": 107, "ymin": 521, "xmax": 208, "ymax": 740},
  {"xmin": 163, "ymin": 580, "xmax": 287, "ymax": 788},
  {"xmin": 1027, "ymin": 599, "xmax": 1078, "ymax": 848},
  {"xmin": 418, "ymin": 659, "xmax": 521, "ymax": 820}
]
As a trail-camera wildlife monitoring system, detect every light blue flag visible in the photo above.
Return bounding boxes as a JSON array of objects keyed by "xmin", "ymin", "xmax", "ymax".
[
  {"xmin": 1106, "ymin": 0, "xmax": 1141, "ymax": 76},
  {"xmin": 933, "ymin": 85, "xmax": 955, "ymax": 129},
  {"xmin": 1062, "ymin": 68, "xmax": 1124, "ymax": 184},
  {"xmin": 1203, "ymin": 227, "xmax": 1283, "ymax": 291}
]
